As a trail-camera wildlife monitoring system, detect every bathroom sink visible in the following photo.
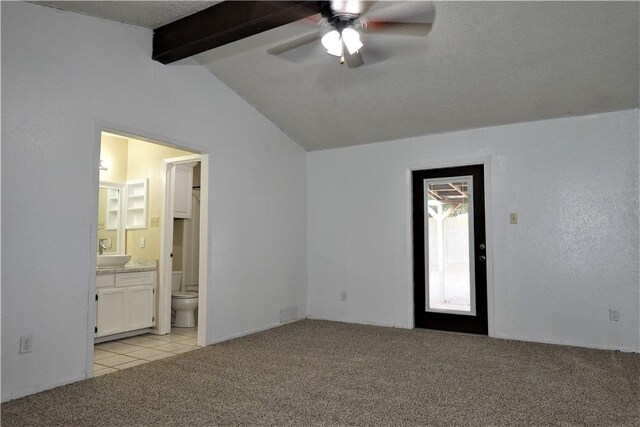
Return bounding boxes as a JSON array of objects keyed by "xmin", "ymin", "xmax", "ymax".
[{"xmin": 97, "ymin": 254, "xmax": 131, "ymax": 268}]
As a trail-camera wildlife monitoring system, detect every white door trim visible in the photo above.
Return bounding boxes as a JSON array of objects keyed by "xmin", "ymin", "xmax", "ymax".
[
  {"xmin": 404, "ymin": 156, "xmax": 495, "ymax": 337},
  {"xmin": 87, "ymin": 123, "xmax": 102, "ymax": 379},
  {"xmin": 88, "ymin": 121, "xmax": 211, "ymax": 380}
]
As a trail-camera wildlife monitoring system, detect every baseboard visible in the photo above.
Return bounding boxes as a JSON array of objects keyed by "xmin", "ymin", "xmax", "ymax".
[
  {"xmin": 492, "ymin": 332, "xmax": 639, "ymax": 353},
  {"xmin": 306, "ymin": 315, "xmax": 407, "ymax": 329},
  {"xmin": 307, "ymin": 316, "xmax": 639, "ymax": 353},
  {"xmin": 208, "ymin": 317, "xmax": 306, "ymax": 346},
  {"xmin": 1, "ymin": 374, "xmax": 86, "ymax": 403},
  {"xmin": 94, "ymin": 328, "xmax": 152, "ymax": 344}
]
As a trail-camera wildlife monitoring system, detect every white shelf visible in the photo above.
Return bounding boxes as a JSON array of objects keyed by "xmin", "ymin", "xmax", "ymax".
[
  {"xmin": 106, "ymin": 188, "xmax": 120, "ymax": 231},
  {"xmin": 125, "ymin": 179, "xmax": 148, "ymax": 229}
]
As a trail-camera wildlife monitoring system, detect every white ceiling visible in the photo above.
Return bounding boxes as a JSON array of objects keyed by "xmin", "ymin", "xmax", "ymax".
[
  {"xmin": 31, "ymin": 1, "xmax": 640, "ymax": 151},
  {"xmin": 32, "ymin": 1, "xmax": 220, "ymax": 28}
]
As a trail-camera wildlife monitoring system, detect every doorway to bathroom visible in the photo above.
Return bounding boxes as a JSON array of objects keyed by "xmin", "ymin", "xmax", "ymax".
[
  {"xmin": 92, "ymin": 129, "xmax": 209, "ymax": 377},
  {"xmin": 161, "ymin": 155, "xmax": 204, "ymax": 335}
]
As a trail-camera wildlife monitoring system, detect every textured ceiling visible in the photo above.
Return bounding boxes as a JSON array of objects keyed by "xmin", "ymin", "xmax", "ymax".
[
  {"xmin": 30, "ymin": 1, "xmax": 640, "ymax": 151},
  {"xmin": 31, "ymin": 1, "xmax": 220, "ymax": 29},
  {"xmin": 195, "ymin": 1, "xmax": 639, "ymax": 151}
]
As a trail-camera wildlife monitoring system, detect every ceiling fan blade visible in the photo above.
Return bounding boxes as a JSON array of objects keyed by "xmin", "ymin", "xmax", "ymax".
[
  {"xmin": 267, "ymin": 32, "xmax": 321, "ymax": 56},
  {"xmin": 361, "ymin": 21, "xmax": 432, "ymax": 37},
  {"xmin": 344, "ymin": 49, "xmax": 364, "ymax": 69}
]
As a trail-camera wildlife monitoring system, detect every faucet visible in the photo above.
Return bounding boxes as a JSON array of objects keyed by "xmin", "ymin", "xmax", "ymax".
[{"xmin": 99, "ymin": 239, "xmax": 107, "ymax": 255}]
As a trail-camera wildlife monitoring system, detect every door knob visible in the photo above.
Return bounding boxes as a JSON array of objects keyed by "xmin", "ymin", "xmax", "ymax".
[{"xmin": 479, "ymin": 255, "xmax": 486, "ymax": 262}]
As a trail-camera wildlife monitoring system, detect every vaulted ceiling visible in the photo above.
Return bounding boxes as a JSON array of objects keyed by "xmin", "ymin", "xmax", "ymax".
[
  {"xmin": 32, "ymin": 1, "xmax": 640, "ymax": 151},
  {"xmin": 33, "ymin": 1, "xmax": 221, "ymax": 28}
]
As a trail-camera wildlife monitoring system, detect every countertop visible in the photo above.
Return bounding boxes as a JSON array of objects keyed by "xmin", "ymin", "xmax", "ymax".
[{"xmin": 96, "ymin": 259, "xmax": 157, "ymax": 275}]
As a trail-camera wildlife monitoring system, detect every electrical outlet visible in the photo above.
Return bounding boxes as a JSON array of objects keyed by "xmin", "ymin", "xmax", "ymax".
[
  {"xmin": 609, "ymin": 309, "xmax": 620, "ymax": 322},
  {"xmin": 139, "ymin": 237, "xmax": 145, "ymax": 248},
  {"xmin": 19, "ymin": 336, "xmax": 33, "ymax": 354},
  {"xmin": 510, "ymin": 213, "xmax": 518, "ymax": 224},
  {"xmin": 150, "ymin": 217, "xmax": 160, "ymax": 227},
  {"xmin": 340, "ymin": 290, "xmax": 348, "ymax": 301}
]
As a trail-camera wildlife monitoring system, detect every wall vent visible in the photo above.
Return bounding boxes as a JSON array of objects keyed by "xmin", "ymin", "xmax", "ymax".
[{"xmin": 280, "ymin": 306, "xmax": 298, "ymax": 323}]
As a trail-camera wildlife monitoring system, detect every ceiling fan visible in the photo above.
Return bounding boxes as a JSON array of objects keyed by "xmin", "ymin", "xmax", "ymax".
[{"xmin": 268, "ymin": 0, "xmax": 433, "ymax": 68}]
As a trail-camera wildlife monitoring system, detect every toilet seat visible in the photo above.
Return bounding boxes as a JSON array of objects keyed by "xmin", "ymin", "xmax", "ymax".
[{"xmin": 172, "ymin": 292, "xmax": 198, "ymax": 299}]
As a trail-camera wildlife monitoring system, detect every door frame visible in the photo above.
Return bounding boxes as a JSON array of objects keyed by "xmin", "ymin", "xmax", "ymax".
[
  {"xmin": 413, "ymin": 165, "xmax": 486, "ymax": 333},
  {"xmin": 88, "ymin": 120, "xmax": 210, "ymax": 378},
  {"xmin": 405, "ymin": 157, "xmax": 495, "ymax": 336},
  {"xmin": 160, "ymin": 154, "xmax": 208, "ymax": 347}
]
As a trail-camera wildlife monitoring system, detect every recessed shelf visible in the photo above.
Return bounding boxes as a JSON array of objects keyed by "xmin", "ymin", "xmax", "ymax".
[
  {"xmin": 125, "ymin": 179, "xmax": 148, "ymax": 230},
  {"xmin": 106, "ymin": 188, "xmax": 120, "ymax": 231}
]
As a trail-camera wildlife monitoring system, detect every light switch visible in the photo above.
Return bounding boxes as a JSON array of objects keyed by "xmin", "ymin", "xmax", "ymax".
[{"xmin": 510, "ymin": 213, "xmax": 518, "ymax": 224}]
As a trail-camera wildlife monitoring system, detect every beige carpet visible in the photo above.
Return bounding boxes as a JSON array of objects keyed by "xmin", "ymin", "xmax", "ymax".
[{"xmin": 2, "ymin": 319, "xmax": 638, "ymax": 426}]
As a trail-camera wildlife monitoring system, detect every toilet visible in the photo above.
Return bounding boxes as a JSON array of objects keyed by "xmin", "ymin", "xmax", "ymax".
[{"xmin": 171, "ymin": 271, "xmax": 198, "ymax": 327}]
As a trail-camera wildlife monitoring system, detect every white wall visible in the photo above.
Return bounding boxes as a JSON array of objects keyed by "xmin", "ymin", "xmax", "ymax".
[
  {"xmin": 308, "ymin": 110, "xmax": 639, "ymax": 352},
  {"xmin": 1, "ymin": 2, "xmax": 306, "ymax": 401}
]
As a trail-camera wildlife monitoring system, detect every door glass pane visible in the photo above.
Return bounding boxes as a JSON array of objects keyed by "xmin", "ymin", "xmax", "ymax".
[{"xmin": 424, "ymin": 177, "xmax": 475, "ymax": 315}]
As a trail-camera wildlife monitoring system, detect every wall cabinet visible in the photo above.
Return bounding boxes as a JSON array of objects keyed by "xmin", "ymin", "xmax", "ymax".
[
  {"xmin": 125, "ymin": 179, "xmax": 148, "ymax": 229},
  {"xmin": 96, "ymin": 270, "xmax": 155, "ymax": 338},
  {"xmin": 171, "ymin": 163, "xmax": 196, "ymax": 219}
]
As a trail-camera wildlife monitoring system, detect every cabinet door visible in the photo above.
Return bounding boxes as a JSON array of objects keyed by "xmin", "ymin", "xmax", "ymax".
[
  {"xmin": 126, "ymin": 286, "xmax": 154, "ymax": 331},
  {"xmin": 171, "ymin": 164, "xmax": 194, "ymax": 219},
  {"xmin": 96, "ymin": 288, "xmax": 127, "ymax": 337}
]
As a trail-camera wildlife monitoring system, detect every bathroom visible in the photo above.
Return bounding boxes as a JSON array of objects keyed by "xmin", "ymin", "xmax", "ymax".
[{"xmin": 94, "ymin": 131, "xmax": 203, "ymax": 376}]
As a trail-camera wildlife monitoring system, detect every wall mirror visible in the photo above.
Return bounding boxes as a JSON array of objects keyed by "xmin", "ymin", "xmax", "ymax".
[{"xmin": 98, "ymin": 181, "xmax": 125, "ymax": 255}]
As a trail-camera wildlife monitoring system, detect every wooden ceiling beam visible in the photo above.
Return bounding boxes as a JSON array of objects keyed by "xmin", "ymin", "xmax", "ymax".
[{"xmin": 152, "ymin": 1, "xmax": 321, "ymax": 64}]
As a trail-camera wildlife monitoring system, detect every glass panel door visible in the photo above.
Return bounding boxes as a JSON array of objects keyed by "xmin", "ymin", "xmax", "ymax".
[
  {"xmin": 424, "ymin": 177, "xmax": 475, "ymax": 315},
  {"xmin": 412, "ymin": 164, "xmax": 487, "ymax": 335}
]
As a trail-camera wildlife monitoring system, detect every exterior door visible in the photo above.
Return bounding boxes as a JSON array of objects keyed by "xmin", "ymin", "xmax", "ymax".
[{"xmin": 413, "ymin": 164, "xmax": 488, "ymax": 334}]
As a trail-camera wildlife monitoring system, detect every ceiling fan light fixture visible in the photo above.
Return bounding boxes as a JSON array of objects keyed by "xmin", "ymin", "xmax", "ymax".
[
  {"xmin": 331, "ymin": 0, "xmax": 361, "ymax": 15},
  {"xmin": 341, "ymin": 27, "xmax": 363, "ymax": 54},
  {"xmin": 321, "ymin": 30, "xmax": 343, "ymax": 57}
]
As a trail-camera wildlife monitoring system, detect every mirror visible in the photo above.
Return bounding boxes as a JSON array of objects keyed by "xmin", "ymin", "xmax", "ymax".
[{"xmin": 97, "ymin": 181, "xmax": 125, "ymax": 255}]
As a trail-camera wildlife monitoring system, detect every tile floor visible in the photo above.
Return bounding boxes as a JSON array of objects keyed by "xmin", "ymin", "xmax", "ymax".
[{"xmin": 93, "ymin": 327, "xmax": 198, "ymax": 377}]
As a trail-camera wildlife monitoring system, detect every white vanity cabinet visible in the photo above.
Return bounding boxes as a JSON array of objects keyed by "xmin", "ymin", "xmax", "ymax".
[
  {"xmin": 96, "ymin": 270, "xmax": 155, "ymax": 338},
  {"xmin": 96, "ymin": 287, "xmax": 127, "ymax": 337}
]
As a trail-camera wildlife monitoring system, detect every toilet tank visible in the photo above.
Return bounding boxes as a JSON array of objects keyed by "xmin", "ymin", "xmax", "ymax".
[{"xmin": 171, "ymin": 271, "xmax": 183, "ymax": 292}]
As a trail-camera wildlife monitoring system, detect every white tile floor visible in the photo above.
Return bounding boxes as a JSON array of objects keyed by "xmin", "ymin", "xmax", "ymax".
[{"xmin": 93, "ymin": 327, "xmax": 198, "ymax": 377}]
